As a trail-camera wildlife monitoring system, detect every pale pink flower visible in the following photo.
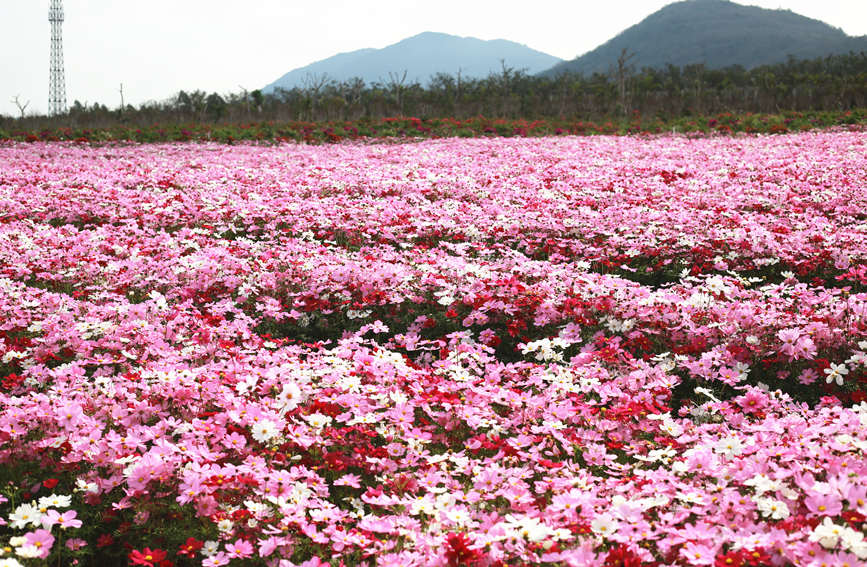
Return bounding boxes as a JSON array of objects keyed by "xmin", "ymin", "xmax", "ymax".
[
  {"xmin": 41, "ymin": 509, "xmax": 82, "ymax": 530},
  {"xmin": 23, "ymin": 529, "xmax": 55, "ymax": 559}
]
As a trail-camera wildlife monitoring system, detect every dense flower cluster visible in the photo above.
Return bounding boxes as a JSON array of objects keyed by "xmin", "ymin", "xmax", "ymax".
[{"xmin": 0, "ymin": 132, "xmax": 865, "ymax": 566}]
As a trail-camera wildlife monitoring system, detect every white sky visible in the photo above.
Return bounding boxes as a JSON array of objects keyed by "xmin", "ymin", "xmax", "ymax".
[{"xmin": 1, "ymin": 0, "xmax": 865, "ymax": 117}]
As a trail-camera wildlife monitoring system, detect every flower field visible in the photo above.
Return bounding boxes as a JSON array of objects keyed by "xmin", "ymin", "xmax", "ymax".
[{"xmin": 0, "ymin": 131, "xmax": 866, "ymax": 566}]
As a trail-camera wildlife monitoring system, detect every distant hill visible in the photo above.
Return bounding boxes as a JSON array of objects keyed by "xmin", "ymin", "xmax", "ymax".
[
  {"xmin": 543, "ymin": 0, "xmax": 867, "ymax": 77},
  {"xmin": 263, "ymin": 32, "xmax": 562, "ymax": 93}
]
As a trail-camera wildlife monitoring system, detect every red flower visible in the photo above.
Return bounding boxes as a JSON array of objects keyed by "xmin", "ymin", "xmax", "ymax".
[
  {"xmin": 714, "ymin": 550, "xmax": 744, "ymax": 567},
  {"xmin": 42, "ymin": 478, "xmax": 59, "ymax": 489},
  {"xmin": 444, "ymin": 532, "xmax": 482, "ymax": 566},
  {"xmin": 842, "ymin": 510, "xmax": 866, "ymax": 528},
  {"xmin": 177, "ymin": 537, "xmax": 203, "ymax": 558},
  {"xmin": 129, "ymin": 547, "xmax": 167, "ymax": 567},
  {"xmin": 604, "ymin": 543, "xmax": 644, "ymax": 567},
  {"xmin": 744, "ymin": 548, "xmax": 770, "ymax": 566}
]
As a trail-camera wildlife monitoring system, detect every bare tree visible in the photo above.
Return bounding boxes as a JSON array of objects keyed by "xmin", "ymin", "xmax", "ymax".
[
  {"xmin": 11, "ymin": 95, "xmax": 30, "ymax": 118},
  {"xmin": 339, "ymin": 77, "xmax": 365, "ymax": 118},
  {"xmin": 385, "ymin": 70, "xmax": 408, "ymax": 115},
  {"xmin": 685, "ymin": 64, "xmax": 707, "ymax": 114},
  {"xmin": 615, "ymin": 48, "xmax": 637, "ymax": 117},
  {"xmin": 302, "ymin": 73, "xmax": 332, "ymax": 120},
  {"xmin": 118, "ymin": 83, "xmax": 125, "ymax": 113},
  {"xmin": 455, "ymin": 68, "xmax": 463, "ymax": 117},
  {"xmin": 494, "ymin": 59, "xmax": 517, "ymax": 117},
  {"xmin": 238, "ymin": 85, "xmax": 251, "ymax": 118}
]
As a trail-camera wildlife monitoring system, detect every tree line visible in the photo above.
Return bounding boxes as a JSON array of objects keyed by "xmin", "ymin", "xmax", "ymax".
[{"xmin": 4, "ymin": 51, "xmax": 866, "ymax": 131}]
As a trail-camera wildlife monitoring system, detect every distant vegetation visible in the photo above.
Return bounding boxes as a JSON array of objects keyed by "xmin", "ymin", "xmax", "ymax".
[
  {"xmin": 1, "ymin": 110, "xmax": 864, "ymax": 146},
  {"xmin": 2, "ymin": 51, "xmax": 864, "ymax": 138}
]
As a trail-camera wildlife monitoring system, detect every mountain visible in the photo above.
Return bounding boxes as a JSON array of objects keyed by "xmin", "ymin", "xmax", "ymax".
[
  {"xmin": 543, "ymin": 0, "xmax": 867, "ymax": 77},
  {"xmin": 263, "ymin": 32, "xmax": 562, "ymax": 92}
]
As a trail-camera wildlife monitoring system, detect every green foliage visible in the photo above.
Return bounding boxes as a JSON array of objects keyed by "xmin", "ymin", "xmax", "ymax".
[
  {"xmin": 0, "ymin": 109, "xmax": 864, "ymax": 145},
  {"xmin": 2, "ymin": 52, "xmax": 865, "ymax": 130}
]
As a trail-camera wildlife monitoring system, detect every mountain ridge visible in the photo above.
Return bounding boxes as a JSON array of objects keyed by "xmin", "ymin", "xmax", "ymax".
[
  {"xmin": 543, "ymin": 0, "xmax": 867, "ymax": 76},
  {"xmin": 263, "ymin": 32, "xmax": 562, "ymax": 93}
]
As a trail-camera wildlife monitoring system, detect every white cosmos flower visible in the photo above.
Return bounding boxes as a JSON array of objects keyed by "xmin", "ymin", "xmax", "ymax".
[
  {"xmin": 14, "ymin": 545, "xmax": 42, "ymax": 559},
  {"xmin": 809, "ymin": 517, "xmax": 844, "ymax": 549},
  {"xmin": 744, "ymin": 473, "xmax": 779, "ymax": 495},
  {"xmin": 216, "ymin": 519, "xmax": 234, "ymax": 533},
  {"xmin": 704, "ymin": 276, "xmax": 728, "ymax": 295},
  {"xmin": 840, "ymin": 526, "xmax": 867, "ymax": 558},
  {"xmin": 201, "ymin": 541, "xmax": 220, "ymax": 557},
  {"xmin": 251, "ymin": 419, "xmax": 279, "ymax": 443},
  {"xmin": 503, "ymin": 515, "xmax": 553, "ymax": 542},
  {"xmin": 9, "ymin": 503, "xmax": 41, "ymax": 529},
  {"xmin": 445, "ymin": 507, "xmax": 471, "ymax": 527},
  {"xmin": 685, "ymin": 292, "xmax": 713, "ymax": 308},
  {"xmin": 659, "ymin": 418, "xmax": 683, "ymax": 437},
  {"xmin": 824, "ymin": 363, "xmax": 848, "ymax": 386},
  {"xmin": 410, "ymin": 496, "xmax": 435, "ymax": 515},
  {"xmin": 713, "ymin": 435, "xmax": 744, "ymax": 457},
  {"xmin": 755, "ymin": 497, "xmax": 790, "ymax": 520},
  {"xmin": 38, "ymin": 494, "xmax": 72, "ymax": 509},
  {"xmin": 590, "ymin": 513, "xmax": 619, "ymax": 538},
  {"xmin": 305, "ymin": 413, "xmax": 332, "ymax": 429},
  {"xmin": 277, "ymin": 382, "xmax": 302, "ymax": 411}
]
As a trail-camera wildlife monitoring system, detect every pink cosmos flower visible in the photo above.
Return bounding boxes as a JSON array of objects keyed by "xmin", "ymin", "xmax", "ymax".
[
  {"xmin": 333, "ymin": 473, "xmax": 361, "ymax": 488},
  {"xmin": 718, "ymin": 366, "xmax": 742, "ymax": 385},
  {"xmin": 777, "ymin": 328, "xmax": 800, "ymax": 357},
  {"xmin": 736, "ymin": 389, "xmax": 768, "ymax": 413},
  {"xmin": 225, "ymin": 538, "xmax": 254, "ymax": 559},
  {"xmin": 799, "ymin": 368, "xmax": 819, "ymax": 385},
  {"xmin": 221, "ymin": 431, "xmax": 248, "ymax": 450},
  {"xmin": 845, "ymin": 484, "xmax": 867, "ymax": 513},
  {"xmin": 258, "ymin": 536, "xmax": 280, "ymax": 557},
  {"xmin": 794, "ymin": 335, "xmax": 817, "ymax": 359},
  {"xmin": 202, "ymin": 551, "xmax": 231, "ymax": 567},
  {"xmin": 66, "ymin": 538, "xmax": 87, "ymax": 550},
  {"xmin": 23, "ymin": 529, "xmax": 55, "ymax": 559},
  {"xmin": 805, "ymin": 492, "xmax": 844, "ymax": 517},
  {"xmin": 41, "ymin": 509, "xmax": 83, "ymax": 530},
  {"xmin": 679, "ymin": 541, "xmax": 717, "ymax": 565},
  {"xmin": 56, "ymin": 403, "xmax": 85, "ymax": 428}
]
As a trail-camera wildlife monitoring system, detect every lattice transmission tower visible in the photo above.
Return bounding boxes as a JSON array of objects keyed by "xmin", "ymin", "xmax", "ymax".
[{"xmin": 48, "ymin": 0, "xmax": 67, "ymax": 115}]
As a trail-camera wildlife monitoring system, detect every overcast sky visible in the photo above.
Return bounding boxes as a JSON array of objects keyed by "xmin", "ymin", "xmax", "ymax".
[{"xmin": 1, "ymin": 0, "xmax": 865, "ymax": 117}]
